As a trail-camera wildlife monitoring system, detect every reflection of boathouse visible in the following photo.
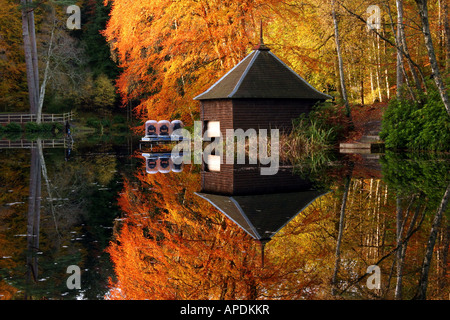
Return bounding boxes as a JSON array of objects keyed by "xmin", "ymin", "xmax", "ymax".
[
  {"xmin": 196, "ymin": 164, "xmax": 326, "ymax": 244},
  {"xmin": 194, "ymin": 38, "xmax": 331, "ymax": 137}
]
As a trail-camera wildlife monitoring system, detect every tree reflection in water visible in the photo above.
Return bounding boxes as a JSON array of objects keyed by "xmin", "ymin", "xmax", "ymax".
[{"xmin": 107, "ymin": 153, "xmax": 449, "ymax": 300}]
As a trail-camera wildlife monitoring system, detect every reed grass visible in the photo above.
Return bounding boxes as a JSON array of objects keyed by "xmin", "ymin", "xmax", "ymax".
[{"xmin": 280, "ymin": 117, "xmax": 335, "ymax": 165}]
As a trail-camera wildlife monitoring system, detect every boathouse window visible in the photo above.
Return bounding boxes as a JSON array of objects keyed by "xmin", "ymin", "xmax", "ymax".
[
  {"xmin": 205, "ymin": 154, "xmax": 221, "ymax": 172},
  {"xmin": 205, "ymin": 121, "xmax": 221, "ymax": 138}
]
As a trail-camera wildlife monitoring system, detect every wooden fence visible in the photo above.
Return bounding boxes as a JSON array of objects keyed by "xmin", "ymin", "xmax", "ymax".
[
  {"xmin": 0, "ymin": 139, "xmax": 70, "ymax": 149},
  {"xmin": 0, "ymin": 111, "xmax": 75, "ymax": 124}
]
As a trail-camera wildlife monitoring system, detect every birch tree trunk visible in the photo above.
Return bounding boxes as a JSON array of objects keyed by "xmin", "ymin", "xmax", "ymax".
[
  {"xmin": 372, "ymin": 34, "xmax": 382, "ymax": 102},
  {"xmin": 21, "ymin": 0, "xmax": 38, "ymax": 114},
  {"xmin": 37, "ymin": 139, "xmax": 61, "ymax": 238},
  {"xmin": 28, "ymin": 0, "xmax": 39, "ymax": 101},
  {"xmin": 37, "ymin": 18, "xmax": 56, "ymax": 124},
  {"xmin": 415, "ymin": 184, "xmax": 450, "ymax": 300},
  {"xmin": 395, "ymin": 196, "xmax": 404, "ymax": 299},
  {"xmin": 395, "ymin": 195, "xmax": 423, "ymax": 299},
  {"xmin": 25, "ymin": 146, "xmax": 41, "ymax": 299},
  {"xmin": 331, "ymin": 172, "xmax": 352, "ymax": 295},
  {"xmin": 382, "ymin": 24, "xmax": 391, "ymax": 100},
  {"xmin": 442, "ymin": 0, "xmax": 450, "ymax": 73},
  {"xmin": 331, "ymin": 0, "xmax": 351, "ymax": 119},
  {"xmin": 398, "ymin": 0, "xmax": 423, "ymax": 99},
  {"xmin": 396, "ymin": 0, "xmax": 405, "ymax": 99},
  {"xmin": 415, "ymin": 0, "xmax": 450, "ymax": 117},
  {"xmin": 384, "ymin": 0, "xmax": 426, "ymax": 99}
]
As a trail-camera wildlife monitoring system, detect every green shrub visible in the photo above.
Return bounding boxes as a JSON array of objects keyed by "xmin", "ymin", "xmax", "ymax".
[
  {"xmin": 53, "ymin": 123, "xmax": 63, "ymax": 133},
  {"xmin": 113, "ymin": 123, "xmax": 129, "ymax": 132},
  {"xmin": 380, "ymin": 152, "xmax": 450, "ymax": 204},
  {"xmin": 380, "ymin": 87, "xmax": 450, "ymax": 151},
  {"xmin": 25, "ymin": 122, "xmax": 63, "ymax": 133},
  {"xmin": 25, "ymin": 122, "xmax": 40, "ymax": 132},
  {"xmin": 4, "ymin": 122, "xmax": 22, "ymax": 132},
  {"xmin": 3, "ymin": 131, "xmax": 22, "ymax": 140},
  {"xmin": 283, "ymin": 103, "xmax": 344, "ymax": 166},
  {"xmin": 86, "ymin": 117, "xmax": 101, "ymax": 129},
  {"xmin": 40, "ymin": 123, "xmax": 54, "ymax": 132},
  {"xmin": 289, "ymin": 102, "xmax": 350, "ymax": 149},
  {"xmin": 26, "ymin": 131, "xmax": 56, "ymax": 141},
  {"xmin": 113, "ymin": 115, "xmax": 126, "ymax": 124},
  {"xmin": 295, "ymin": 102, "xmax": 351, "ymax": 144},
  {"xmin": 101, "ymin": 118, "xmax": 111, "ymax": 128}
]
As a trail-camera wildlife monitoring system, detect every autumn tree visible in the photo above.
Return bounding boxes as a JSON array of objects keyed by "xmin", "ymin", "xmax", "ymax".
[
  {"xmin": 104, "ymin": 0, "xmax": 290, "ymax": 126},
  {"xmin": 415, "ymin": 0, "xmax": 450, "ymax": 116},
  {"xmin": 0, "ymin": 0, "xmax": 28, "ymax": 111},
  {"xmin": 103, "ymin": 0, "xmax": 450, "ymax": 125}
]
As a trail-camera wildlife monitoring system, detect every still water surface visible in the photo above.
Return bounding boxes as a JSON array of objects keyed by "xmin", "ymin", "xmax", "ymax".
[{"xmin": 0, "ymin": 135, "xmax": 449, "ymax": 300}]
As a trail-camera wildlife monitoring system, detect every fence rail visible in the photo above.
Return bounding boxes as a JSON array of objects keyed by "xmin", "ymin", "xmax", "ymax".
[
  {"xmin": 0, "ymin": 139, "xmax": 70, "ymax": 149},
  {"xmin": 0, "ymin": 111, "xmax": 75, "ymax": 124}
]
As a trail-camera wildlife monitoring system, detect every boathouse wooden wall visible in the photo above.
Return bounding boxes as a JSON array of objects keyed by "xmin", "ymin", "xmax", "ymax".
[
  {"xmin": 201, "ymin": 164, "xmax": 313, "ymax": 196},
  {"xmin": 200, "ymin": 99, "xmax": 233, "ymax": 137},
  {"xmin": 232, "ymin": 98, "xmax": 318, "ymax": 133},
  {"xmin": 200, "ymin": 98, "xmax": 320, "ymax": 135}
]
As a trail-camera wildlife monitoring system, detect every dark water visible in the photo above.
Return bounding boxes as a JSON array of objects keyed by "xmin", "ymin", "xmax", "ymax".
[
  {"xmin": 0, "ymin": 135, "xmax": 139, "ymax": 300},
  {"xmin": 0, "ymin": 136, "xmax": 449, "ymax": 300}
]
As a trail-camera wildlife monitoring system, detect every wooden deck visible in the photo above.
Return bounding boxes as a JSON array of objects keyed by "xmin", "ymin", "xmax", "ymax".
[{"xmin": 340, "ymin": 135, "xmax": 384, "ymax": 154}]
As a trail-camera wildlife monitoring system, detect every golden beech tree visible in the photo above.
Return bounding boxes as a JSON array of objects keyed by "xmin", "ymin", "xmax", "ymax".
[
  {"xmin": 104, "ymin": 0, "xmax": 450, "ymax": 125},
  {"xmin": 103, "ymin": 0, "xmax": 286, "ymax": 127}
]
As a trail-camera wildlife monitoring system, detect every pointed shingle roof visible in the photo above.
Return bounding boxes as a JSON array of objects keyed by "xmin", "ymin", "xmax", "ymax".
[
  {"xmin": 195, "ymin": 190, "xmax": 326, "ymax": 242},
  {"xmin": 194, "ymin": 47, "xmax": 332, "ymax": 101}
]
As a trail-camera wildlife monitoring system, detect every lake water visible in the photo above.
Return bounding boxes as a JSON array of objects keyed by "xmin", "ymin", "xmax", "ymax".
[{"xmin": 0, "ymin": 135, "xmax": 449, "ymax": 300}]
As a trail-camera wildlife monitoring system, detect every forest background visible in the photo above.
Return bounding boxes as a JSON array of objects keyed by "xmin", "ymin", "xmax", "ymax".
[{"xmin": 1, "ymin": 0, "xmax": 449, "ymax": 144}]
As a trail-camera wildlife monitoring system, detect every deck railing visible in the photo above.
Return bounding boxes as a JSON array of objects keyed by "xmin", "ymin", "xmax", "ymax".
[
  {"xmin": 0, "ymin": 111, "xmax": 75, "ymax": 124},
  {"xmin": 0, "ymin": 139, "xmax": 70, "ymax": 149}
]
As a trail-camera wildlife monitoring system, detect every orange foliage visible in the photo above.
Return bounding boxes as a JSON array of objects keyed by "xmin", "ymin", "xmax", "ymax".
[
  {"xmin": 107, "ymin": 163, "xmax": 322, "ymax": 300},
  {"xmin": 0, "ymin": 281, "xmax": 17, "ymax": 300},
  {"xmin": 103, "ymin": 0, "xmax": 283, "ymax": 127},
  {"xmin": 108, "ymin": 165, "xmax": 264, "ymax": 299}
]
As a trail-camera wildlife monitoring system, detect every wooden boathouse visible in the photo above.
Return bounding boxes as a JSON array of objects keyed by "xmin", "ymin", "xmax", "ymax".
[
  {"xmin": 194, "ymin": 38, "xmax": 332, "ymax": 136},
  {"xmin": 195, "ymin": 164, "xmax": 326, "ymax": 249}
]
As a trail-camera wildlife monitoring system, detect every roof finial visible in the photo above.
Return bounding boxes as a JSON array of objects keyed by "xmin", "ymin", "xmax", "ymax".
[
  {"xmin": 260, "ymin": 239, "xmax": 269, "ymax": 268},
  {"xmin": 260, "ymin": 20, "xmax": 264, "ymax": 45},
  {"xmin": 253, "ymin": 20, "xmax": 270, "ymax": 51}
]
